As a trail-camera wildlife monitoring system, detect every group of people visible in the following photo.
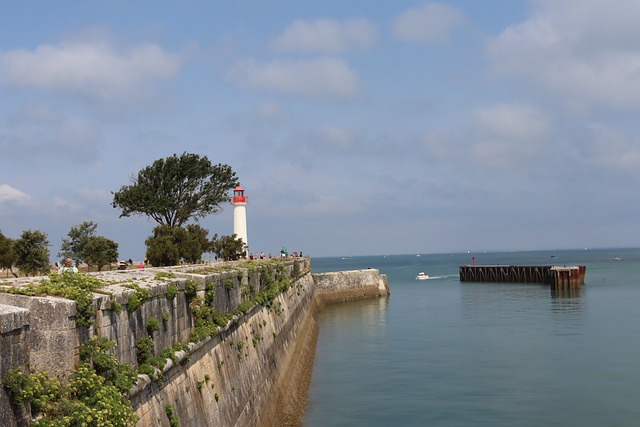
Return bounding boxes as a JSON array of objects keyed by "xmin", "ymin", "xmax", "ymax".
[{"xmin": 246, "ymin": 248, "xmax": 303, "ymax": 260}]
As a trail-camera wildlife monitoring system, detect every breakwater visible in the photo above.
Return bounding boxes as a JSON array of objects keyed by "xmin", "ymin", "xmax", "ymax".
[{"xmin": 0, "ymin": 259, "xmax": 389, "ymax": 426}]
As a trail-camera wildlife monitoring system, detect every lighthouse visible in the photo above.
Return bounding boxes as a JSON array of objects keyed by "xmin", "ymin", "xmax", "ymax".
[{"xmin": 230, "ymin": 185, "xmax": 248, "ymax": 256}]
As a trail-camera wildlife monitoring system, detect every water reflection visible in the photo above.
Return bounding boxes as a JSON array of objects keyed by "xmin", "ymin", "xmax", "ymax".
[{"xmin": 318, "ymin": 297, "xmax": 389, "ymax": 339}]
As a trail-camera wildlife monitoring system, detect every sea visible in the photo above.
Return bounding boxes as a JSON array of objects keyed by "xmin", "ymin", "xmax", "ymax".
[{"xmin": 303, "ymin": 248, "xmax": 640, "ymax": 427}]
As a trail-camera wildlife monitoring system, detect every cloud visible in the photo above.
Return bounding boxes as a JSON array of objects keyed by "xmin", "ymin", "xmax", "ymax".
[
  {"xmin": 0, "ymin": 184, "xmax": 34, "ymax": 205},
  {"xmin": 226, "ymin": 57, "xmax": 360, "ymax": 99},
  {"xmin": 486, "ymin": 0, "xmax": 640, "ymax": 110},
  {"xmin": 391, "ymin": 2, "xmax": 466, "ymax": 45},
  {"xmin": 0, "ymin": 40, "xmax": 185, "ymax": 102},
  {"xmin": 269, "ymin": 18, "xmax": 378, "ymax": 54}
]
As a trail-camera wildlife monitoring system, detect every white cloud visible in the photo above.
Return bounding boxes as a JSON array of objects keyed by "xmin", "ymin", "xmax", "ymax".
[
  {"xmin": 269, "ymin": 18, "xmax": 378, "ymax": 54},
  {"xmin": 0, "ymin": 41, "xmax": 185, "ymax": 101},
  {"xmin": 486, "ymin": 0, "xmax": 640, "ymax": 110},
  {"xmin": 391, "ymin": 2, "xmax": 465, "ymax": 45},
  {"xmin": 0, "ymin": 184, "xmax": 35, "ymax": 205},
  {"xmin": 226, "ymin": 57, "xmax": 360, "ymax": 99}
]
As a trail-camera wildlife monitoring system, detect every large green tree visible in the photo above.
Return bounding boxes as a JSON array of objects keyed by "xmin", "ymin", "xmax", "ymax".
[
  {"xmin": 14, "ymin": 230, "xmax": 51, "ymax": 276},
  {"xmin": 112, "ymin": 152, "xmax": 238, "ymax": 228},
  {"xmin": 59, "ymin": 221, "xmax": 98, "ymax": 265},
  {"xmin": 0, "ymin": 230, "xmax": 18, "ymax": 278}
]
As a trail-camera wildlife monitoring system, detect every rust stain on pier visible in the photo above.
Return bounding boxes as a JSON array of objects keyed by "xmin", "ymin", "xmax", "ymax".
[{"xmin": 459, "ymin": 265, "xmax": 586, "ymax": 290}]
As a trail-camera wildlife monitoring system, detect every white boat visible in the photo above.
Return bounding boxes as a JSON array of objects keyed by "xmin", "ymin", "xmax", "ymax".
[{"xmin": 416, "ymin": 272, "xmax": 429, "ymax": 280}]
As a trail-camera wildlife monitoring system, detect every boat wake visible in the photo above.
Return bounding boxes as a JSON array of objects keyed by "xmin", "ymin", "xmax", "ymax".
[{"xmin": 424, "ymin": 274, "xmax": 456, "ymax": 280}]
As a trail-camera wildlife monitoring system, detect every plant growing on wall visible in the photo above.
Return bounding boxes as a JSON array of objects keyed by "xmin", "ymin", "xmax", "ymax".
[{"xmin": 4, "ymin": 272, "xmax": 103, "ymax": 327}]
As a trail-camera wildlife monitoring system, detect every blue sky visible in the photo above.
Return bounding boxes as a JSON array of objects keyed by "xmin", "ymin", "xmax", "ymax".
[{"xmin": 2, "ymin": 0, "xmax": 640, "ymax": 259}]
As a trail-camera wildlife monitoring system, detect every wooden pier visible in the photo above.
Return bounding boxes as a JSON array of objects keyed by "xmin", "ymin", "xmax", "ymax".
[{"xmin": 459, "ymin": 265, "xmax": 586, "ymax": 290}]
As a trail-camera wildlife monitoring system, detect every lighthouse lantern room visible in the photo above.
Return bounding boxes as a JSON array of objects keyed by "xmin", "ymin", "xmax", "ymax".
[{"xmin": 230, "ymin": 185, "xmax": 248, "ymax": 256}]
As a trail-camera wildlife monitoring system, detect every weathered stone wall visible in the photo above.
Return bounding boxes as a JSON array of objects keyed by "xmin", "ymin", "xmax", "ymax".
[
  {"xmin": 132, "ymin": 273, "xmax": 317, "ymax": 426},
  {"xmin": 0, "ymin": 261, "xmax": 389, "ymax": 427},
  {"xmin": 0, "ymin": 304, "xmax": 30, "ymax": 427}
]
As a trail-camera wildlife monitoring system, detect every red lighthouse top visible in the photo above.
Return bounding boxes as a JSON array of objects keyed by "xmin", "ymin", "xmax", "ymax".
[{"xmin": 231, "ymin": 185, "xmax": 247, "ymax": 204}]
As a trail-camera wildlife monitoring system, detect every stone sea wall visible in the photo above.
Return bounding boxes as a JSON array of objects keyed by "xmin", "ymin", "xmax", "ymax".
[{"xmin": 0, "ymin": 260, "xmax": 389, "ymax": 426}]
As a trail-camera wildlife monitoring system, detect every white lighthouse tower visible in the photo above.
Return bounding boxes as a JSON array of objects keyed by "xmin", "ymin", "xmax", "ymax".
[{"xmin": 230, "ymin": 185, "xmax": 248, "ymax": 256}]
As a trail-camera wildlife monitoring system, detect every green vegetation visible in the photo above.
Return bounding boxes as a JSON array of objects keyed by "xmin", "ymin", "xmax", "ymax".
[
  {"xmin": 184, "ymin": 279, "xmax": 199, "ymax": 301},
  {"xmin": 2, "ymin": 272, "xmax": 103, "ymax": 327},
  {"xmin": 145, "ymin": 224, "xmax": 214, "ymax": 266},
  {"xmin": 0, "ymin": 230, "xmax": 17, "ymax": 278},
  {"xmin": 13, "ymin": 230, "xmax": 51, "ymax": 277},
  {"xmin": 112, "ymin": 152, "xmax": 238, "ymax": 266},
  {"xmin": 166, "ymin": 282, "xmax": 179, "ymax": 300},
  {"xmin": 124, "ymin": 283, "xmax": 151, "ymax": 313},
  {"xmin": 58, "ymin": 221, "xmax": 97, "ymax": 265},
  {"xmin": 83, "ymin": 235, "xmax": 119, "ymax": 271},
  {"xmin": 165, "ymin": 404, "xmax": 180, "ymax": 427},
  {"xmin": 112, "ymin": 152, "xmax": 238, "ymax": 229},
  {"xmin": 146, "ymin": 317, "xmax": 161, "ymax": 334},
  {"xmin": 0, "ymin": 257, "xmax": 306, "ymax": 424},
  {"xmin": 59, "ymin": 221, "xmax": 119, "ymax": 271},
  {"xmin": 2, "ymin": 338, "xmax": 138, "ymax": 426},
  {"xmin": 210, "ymin": 233, "xmax": 246, "ymax": 261}
]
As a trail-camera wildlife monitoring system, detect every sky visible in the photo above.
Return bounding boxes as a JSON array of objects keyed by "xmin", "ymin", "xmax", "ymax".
[{"xmin": 2, "ymin": 0, "xmax": 640, "ymax": 259}]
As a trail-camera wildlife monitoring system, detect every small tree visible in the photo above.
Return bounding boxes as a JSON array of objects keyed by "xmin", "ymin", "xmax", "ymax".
[
  {"xmin": 145, "ymin": 224, "xmax": 213, "ymax": 266},
  {"xmin": 14, "ymin": 230, "xmax": 51, "ymax": 276},
  {"xmin": 59, "ymin": 221, "xmax": 98, "ymax": 265},
  {"xmin": 210, "ymin": 234, "xmax": 246, "ymax": 261},
  {"xmin": 183, "ymin": 224, "xmax": 212, "ymax": 264},
  {"xmin": 84, "ymin": 236, "xmax": 119, "ymax": 271},
  {"xmin": 0, "ymin": 230, "xmax": 18, "ymax": 278},
  {"xmin": 145, "ymin": 225, "xmax": 181, "ymax": 267}
]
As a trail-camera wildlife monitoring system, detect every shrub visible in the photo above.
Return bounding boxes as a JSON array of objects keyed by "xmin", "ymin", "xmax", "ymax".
[
  {"xmin": 146, "ymin": 317, "xmax": 161, "ymax": 334},
  {"xmin": 166, "ymin": 283, "xmax": 179, "ymax": 300}
]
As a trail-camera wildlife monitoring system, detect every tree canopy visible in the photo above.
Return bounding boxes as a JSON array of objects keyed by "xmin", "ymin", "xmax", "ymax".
[
  {"xmin": 210, "ymin": 234, "xmax": 246, "ymax": 261},
  {"xmin": 112, "ymin": 152, "xmax": 238, "ymax": 228},
  {"xmin": 0, "ymin": 230, "xmax": 17, "ymax": 277},
  {"xmin": 83, "ymin": 236, "xmax": 119, "ymax": 271},
  {"xmin": 145, "ymin": 224, "xmax": 213, "ymax": 266},
  {"xmin": 13, "ymin": 230, "xmax": 51, "ymax": 276},
  {"xmin": 59, "ymin": 221, "xmax": 98, "ymax": 264}
]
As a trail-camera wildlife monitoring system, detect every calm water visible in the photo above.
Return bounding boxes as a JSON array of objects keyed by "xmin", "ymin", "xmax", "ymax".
[{"xmin": 304, "ymin": 248, "xmax": 640, "ymax": 427}]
